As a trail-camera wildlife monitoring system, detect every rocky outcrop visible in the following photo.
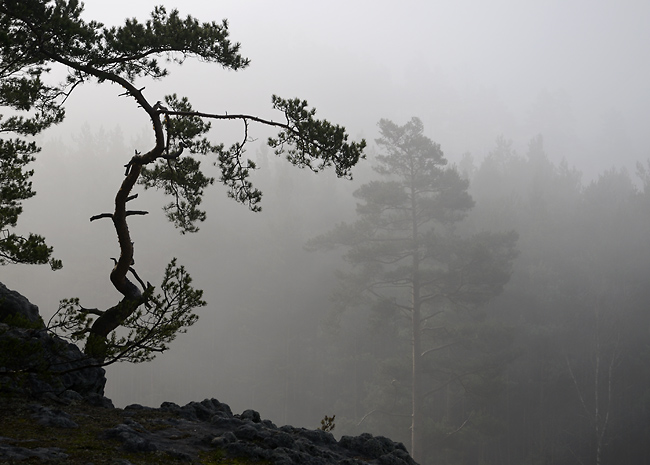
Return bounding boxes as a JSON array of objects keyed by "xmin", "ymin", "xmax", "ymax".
[
  {"xmin": 0, "ymin": 282, "xmax": 110, "ymax": 404},
  {"xmin": 0, "ymin": 396, "xmax": 417, "ymax": 464},
  {"xmin": 0, "ymin": 283, "xmax": 419, "ymax": 464},
  {"xmin": 108, "ymin": 399, "xmax": 417, "ymax": 464},
  {"xmin": 0, "ymin": 282, "xmax": 41, "ymax": 325}
]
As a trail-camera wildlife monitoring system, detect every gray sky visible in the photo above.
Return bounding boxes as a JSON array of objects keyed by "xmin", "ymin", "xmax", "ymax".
[{"xmin": 75, "ymin": 0, "xmax": 650, "ymax": 176}]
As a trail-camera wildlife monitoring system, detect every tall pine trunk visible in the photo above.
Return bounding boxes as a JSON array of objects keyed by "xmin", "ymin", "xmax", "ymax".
[{"xmin": 410, "ymin": 175, "xmax": 423, "ymax": 462}]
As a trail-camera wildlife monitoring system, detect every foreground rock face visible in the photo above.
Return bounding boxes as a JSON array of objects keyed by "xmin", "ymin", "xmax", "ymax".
[
  {"xmin": 0, "ymin": 395, "xmax": 418, "ymax": 464},
  {"xmin": 0, "ymin": 283, "xmax": 419, "ymax": 464},
  {"xmin": 0, "ymin": 282, "xmax": 41, "ymax": 324},
  {"xmin": 109, "ymin": 399, "xmax": 416, "ymax": 465},
  {"xmin": 0, "ymin": 282, "xmax": 109, "ymax": 403}
]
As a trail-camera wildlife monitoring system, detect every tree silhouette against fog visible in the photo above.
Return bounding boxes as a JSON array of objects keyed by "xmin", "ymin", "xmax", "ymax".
[
  {"xmin": 309, "ymin": 117, "xmax": 517, "ymax": 461},
  {"xmin": 0, "ymin": 1, "xmax": 63, "ymax": 270},
  {"xmin": 0, "ymin": 1, "xmax": 365, "ymax": 365},
  {"xmin": 0, "ymin": 136, "xmax": 61, "ymax": 269}
]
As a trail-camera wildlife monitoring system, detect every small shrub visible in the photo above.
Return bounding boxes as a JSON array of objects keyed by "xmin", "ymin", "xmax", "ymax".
[{"xmin": 320, "ymin": 414, "xmax": 336, "ymax": 432}]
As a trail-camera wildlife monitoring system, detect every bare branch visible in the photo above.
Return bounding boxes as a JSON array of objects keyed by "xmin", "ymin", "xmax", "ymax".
[
  {"xmin": 125, "ymin": 210, "xmax": 149, "ymax": 217},
  {"xmin": 419, "ymin": 310, "xmax": 445, "ymax": 325},
  {"xmin": 444, "ymin": 413, "xmax": 473, "ymax": 439},
  {"xmin": 565, "ymin": 355, "xmax": 591, "ymax": 419},
  {"xmin": 164, "ymin": 109, "xmax": 287, "ymax": 131},
  {"xmin": 118, "ymin": 86, "xmax": 145, "ymax": 97},
  {"xmin": 421, "ymin": 341, "xmax": 458, "ymax": 358},
  {"xmin": 356, "ymin": 408, "xmax": 411, "ymax": 427},
  {"xmin": 90, "ymin": 213, "xmax": 113, "ymax": 221},
  {"xmin": 128, "ymin": 266, "xmax": 149, "ymax": 294},
  {"xmin": 78, "ymin": 307, "xmax": 104, "ymax": 317}
]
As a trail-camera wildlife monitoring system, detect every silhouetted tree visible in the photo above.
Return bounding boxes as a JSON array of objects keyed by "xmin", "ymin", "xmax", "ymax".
[
  {"xmin": 0, "ymin": 3, "xmax": 63, "ymax": 269},
  {"xmin": 0, "ymin": 1, "xmax": 365, "ymax": 365}
]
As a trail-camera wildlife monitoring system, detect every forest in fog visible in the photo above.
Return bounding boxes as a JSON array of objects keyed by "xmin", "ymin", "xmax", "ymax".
[
  {"xmin": 3, "ymin": 1, "xmax": 649, "ymax": 465},
  {"xmin": 7, "ymin": 119, "xmax": 649, "ymax": 465}
]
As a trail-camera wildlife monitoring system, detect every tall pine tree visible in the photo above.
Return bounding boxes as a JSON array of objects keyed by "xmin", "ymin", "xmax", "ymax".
[{"xmin": 310, "ymin": 117, "xmax": 517, "ymax": 462}]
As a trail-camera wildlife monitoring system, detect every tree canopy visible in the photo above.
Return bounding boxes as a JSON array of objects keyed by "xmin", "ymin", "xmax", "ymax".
[
  {"xmin": 0, "ymin": 0, "xmax": 365, "ymax": 364},
  {"xmin": 0, "ymin": 0, "xmax": 66, "ymax": 269}
]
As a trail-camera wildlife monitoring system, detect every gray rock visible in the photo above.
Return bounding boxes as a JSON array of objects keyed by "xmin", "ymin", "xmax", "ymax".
[
  {"xmin": 0, "ymin": 444, "xmax": 69, "ymax": 461},
  {"xmin": 240, "ymin": 408, "xmax": 261, "ymax": 423},
  {"xmin": 211, "ymin": 431, "xmax": 237, "ymax": 447},
  {"xmin": 0, "ymin": 282, "xmax": 42, "ymax": 325},
  {"xmin": 234, "ymin": 424, "xmax": 262, "ymax": 441},
  {"xmin": 31, "ymin": 405, "xmax": 79, "ymax": 428},
  {"xmin": 0, "ymin": 284, "xmax": 419, "ymax": 465},
  {"xmin": 299, "ymin": 428, "xmax": 337, "ymax": 445},
  {"xmin": 104, "ymin": 423, "xmax": 157, "ymax": 453},
  {"xmin": 0, "ymin": 282, "xmax": 108, "ymax": 402},
  {"xmin": 59, "ymin": 389, "xmax": 84, "ymax": 403},
  {"xmin": 160, "ymin": 401, "xmax": 181, "ymax": 410},
  {"xmin": 180, "ymin": 398, "xmax": 231, "ymax": 421},
  {"xmin": 85, "ymin": 392, "xmax": 114, "ymax": 408},
  {"xmin": 124, "ymin": 403, "xmax": 152, "ymax": 411},
  {"xmin": 263, "ymin": 430, "xmax": 295, "ymax": 449},
  {"xmin": 210, "ymin": 415, "xmax": 242, "ymax": 429}
]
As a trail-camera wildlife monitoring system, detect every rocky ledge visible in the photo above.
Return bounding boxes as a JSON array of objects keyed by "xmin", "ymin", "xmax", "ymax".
[
  {"xmin": 0, "ymin": 282, "xmax": 109, "ymax": 403},
  {"xmin": 1, "ymin": 394, "xmax": 416, "ymax": 464},
  {"xmin": 0, "ymin": 282, "xmax": 418, "ymax": 464}
]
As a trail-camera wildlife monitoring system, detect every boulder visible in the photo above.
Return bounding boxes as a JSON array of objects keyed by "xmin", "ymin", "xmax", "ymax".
[
  {"xmin": 0, "ymin": 282, "xmax": 42, "ymax": 326},
  {"xmin": 0, "ymin": 282, "xmax": 110, "ymax": 404}
]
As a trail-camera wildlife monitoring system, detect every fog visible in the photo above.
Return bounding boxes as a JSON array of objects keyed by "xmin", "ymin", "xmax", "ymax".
[
  {"xmin": 3, "ymin": 1, "xmax": 650, "ymax": 464},
  {"xmin": 33, "ymin": 0, "xmax": 650, "ymax": 175}
]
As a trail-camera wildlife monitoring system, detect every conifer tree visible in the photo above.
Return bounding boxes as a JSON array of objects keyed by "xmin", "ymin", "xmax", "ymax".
[
  {"xmin": 0, "ymin": 0, "xmax": 365, "ymax": 364},
  {"xmin": 309, "ymin": 117, "xmax": 516, "ymax": 461}
]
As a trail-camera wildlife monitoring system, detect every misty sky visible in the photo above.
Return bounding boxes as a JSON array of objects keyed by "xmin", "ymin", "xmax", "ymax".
[
  {"xmin": 4, "ymin": 0, "xmax": 650, "ymax": 412},
  {"xmin": 71, "ymin": 0, "xmax": 650, "ymax": 177}
]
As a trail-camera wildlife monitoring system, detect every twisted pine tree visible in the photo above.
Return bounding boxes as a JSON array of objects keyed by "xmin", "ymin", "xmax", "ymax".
[{"xmin": 0, "ymin": 0, "xmax": 365, "ymax": 365}]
